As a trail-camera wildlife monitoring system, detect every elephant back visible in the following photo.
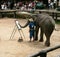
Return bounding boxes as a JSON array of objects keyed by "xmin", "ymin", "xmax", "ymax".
[{"xmin": 35, "ymin": 13, "xmax": 55, "ymax": 27}]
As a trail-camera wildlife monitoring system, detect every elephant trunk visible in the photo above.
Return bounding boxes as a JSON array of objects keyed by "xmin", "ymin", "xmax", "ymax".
[{"xmin": 20, "ymin": 20, "xmax": 30, "ymax": 28}]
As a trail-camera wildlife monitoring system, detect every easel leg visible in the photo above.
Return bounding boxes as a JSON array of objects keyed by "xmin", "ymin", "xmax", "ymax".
[
  {"xmin": 18, "ymin": 29, "xmax": 23, "ymax": 42},
  {"xmin": 18, "ymin": 30, "xmax": 23, "ymax": 39},
  {"xmin": 10, "ymin": 25, "xmax": 17, "ymax": 39},
  {"xmin": 20, "ymin": 30, "xmax": 25, "ymax": 39}
]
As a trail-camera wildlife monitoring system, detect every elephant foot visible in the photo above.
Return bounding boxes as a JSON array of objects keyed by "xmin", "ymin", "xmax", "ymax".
[
  {"xmin": 45, "ymin": 41, "xmax": 50, "ymax": 47},
  {"xmin": 39, "ymin": 39, "xmax": 43, "ymax": 42},
  {"xmin": 34, "ymin": 38, "xmax": 38, "ymax": 41}
]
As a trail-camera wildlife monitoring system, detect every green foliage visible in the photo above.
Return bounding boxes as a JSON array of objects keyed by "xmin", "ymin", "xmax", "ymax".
[
  {"xmin": 55, "ymin": 20, "xmax": 60, "ymax": 24},
  {"xmin": 16, "ymin": 14, "xmax": 31, "ymax": 19},
  {"xmin": 56, "ymin": 6, "xmax": 60, "ymax": 11},
  {"xmin": 0, "ymin": 13, "xmax": 31, "ymax": 19}
]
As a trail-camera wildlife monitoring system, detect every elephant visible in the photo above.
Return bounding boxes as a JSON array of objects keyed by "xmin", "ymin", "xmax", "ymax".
[{"xmin": 20, "ymin": 13, "xmax": 55, "ymax": 47}]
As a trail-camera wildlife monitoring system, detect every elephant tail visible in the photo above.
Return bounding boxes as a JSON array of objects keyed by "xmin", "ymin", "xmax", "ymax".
[{"xmin": 55, "ymin": 28, "xmax": 60, "ymax": 31}]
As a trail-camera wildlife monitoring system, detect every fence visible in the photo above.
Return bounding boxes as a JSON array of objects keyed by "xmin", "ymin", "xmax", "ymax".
[
  {"xmin": 36, "ymin": 9, "xmax": 60, "ymax": 20},
  {"xmin": 30, "ymin": 45, "xmax": 60, "ymax": 57}
]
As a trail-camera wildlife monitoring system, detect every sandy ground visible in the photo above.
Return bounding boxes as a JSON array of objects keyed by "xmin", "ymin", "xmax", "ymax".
[{"xmin": 0, "ymin": 18, "xmax": 60, "ymax": 57}]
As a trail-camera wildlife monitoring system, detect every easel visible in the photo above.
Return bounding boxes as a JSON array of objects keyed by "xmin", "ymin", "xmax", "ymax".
[{"xmin": 10, "ymin": 20, "xmax": 25, "ymax": 41}]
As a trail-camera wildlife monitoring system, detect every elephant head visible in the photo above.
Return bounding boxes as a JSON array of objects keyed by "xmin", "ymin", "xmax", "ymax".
[
  {"xmin": 20, "ymin": 12, "xmax": 37, "ymax": 28},
  {"xmin": 20, "ymin": 18, "xmax": 34, "ymax": 28}
]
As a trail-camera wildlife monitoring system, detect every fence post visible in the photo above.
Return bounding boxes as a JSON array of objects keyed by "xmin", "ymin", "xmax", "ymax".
[
  {"xmin": 40, "ymin": 50, "xmax": 47, "ymax": 57},
  {"xmin": 30, "ymin": 45, "xmax": 60, "ymax": 57}
]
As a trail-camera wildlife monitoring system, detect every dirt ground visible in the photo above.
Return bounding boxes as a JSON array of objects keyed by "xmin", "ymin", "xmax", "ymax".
[{"xmin": 0, "ymin": 18, "xmax": 60, "ymax": 57}]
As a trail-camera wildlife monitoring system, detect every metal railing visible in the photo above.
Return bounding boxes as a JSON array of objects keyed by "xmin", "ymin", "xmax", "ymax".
[{"xmin": 30, "ymin": 45, "xmax": 60, "ymax": 57}]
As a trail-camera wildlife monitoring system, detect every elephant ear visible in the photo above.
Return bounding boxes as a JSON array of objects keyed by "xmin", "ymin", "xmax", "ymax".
[{"xmin": 31, "ymin": 14, "xmax": 38, "ymax": 21}]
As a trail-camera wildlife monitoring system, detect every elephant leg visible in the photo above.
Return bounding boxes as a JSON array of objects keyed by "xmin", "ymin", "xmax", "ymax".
[
  {"xmin": 45, "ymin": 34, "xmax": 50, "ymax": 47},
  {"xmin": 45, "ymin": 28, "xmax": 54, "ymax": 46},
  {"xmin": 34, "ymin": 26, "xmax": 39, "ymax": 41},
  {"xmin": 39, "ymin": 27, "xmax": 44, "ymax": 42}
]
